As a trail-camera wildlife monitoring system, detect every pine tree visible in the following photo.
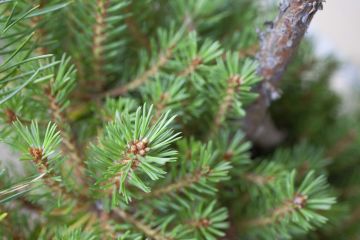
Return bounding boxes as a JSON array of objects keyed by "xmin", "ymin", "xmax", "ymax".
[{"xmin": 1, "ymin": 0, "xmax": 359, "ymax": 239}]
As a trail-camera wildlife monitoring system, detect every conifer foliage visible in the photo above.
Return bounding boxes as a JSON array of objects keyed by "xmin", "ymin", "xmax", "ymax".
[{"xmin": 0, "ymin": 0, "xmax": 358, "ymax": 239}]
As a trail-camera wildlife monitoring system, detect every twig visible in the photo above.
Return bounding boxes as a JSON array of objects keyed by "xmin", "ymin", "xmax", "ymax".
[
  {"xmin": 30, "ymin": 0, "xmax": 48, "ymax": 55},
  {"xmin": 45, "ymin": 88, "xmax": 87, "ymax": 188},
  {"xmin": 112, "ymin": 208, "xmax": 172, "ymax": 240},
  {"xmin": 244, "ymin": 0, "xmax": 324, "ymax": 147},
  {"xmin": 243, "ymin": 173, "xmax": 275, "ymax": 186},
  {"xmin": 28, "ymin": 147, "xmax": 119, "ymax": 237},
  {"xmin": 28, "ymin": 147, "xmax": 83, "ymax": 202},
  {"xmin": 92, "ymin": 0, "xmax": 110, "ymax": 89},
  {"xmin": 221, "ymin": 44, "xmax": 259, "ymax": 60},
  {"xmin": 104, "ymin": 46, "xmax": 174, "ymax": 97},
  {"xmin": 147, "ymin": 171, "xmax": 205, "ymax": 198},
  {"xmin": 210, "ymin": 75, "xmax": 241, "ymax": 137},
  {"xmin": 238, "ymin": 44, "xmax": 259, "ymax": 58},
  {"xmin": 30, "ymin": 1, "xmax": 88, "ymax": 189},
  {"xmin": 240, "ymin": 193, "xmax": 307, "ymax": 229},
  {"xmin": 177, "ymin": 57, "xmax": 202, "ymax": 77},
  {"xmin": 4, "ymin": 108, "xmax": 25, "ymax": 124},
  {"xmin": 124, "ymin": 4, "xmax": 150, "ymax": 51},
  {"xmin": 152, "ymin": 93, "xmax": 170, "ymax": 124}
]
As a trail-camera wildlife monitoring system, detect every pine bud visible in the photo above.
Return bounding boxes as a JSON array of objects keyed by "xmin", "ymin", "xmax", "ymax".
[
  {"xmin": 136, "ymin": 141, "xmax": 145, "ymax": 150},
  {"xmin": 142, "ymin": 138, "xmax": 148, "ymax": 144},
  {"xmin": 293, "ymin": 194, "xmax": 307, "ymax": 208}
]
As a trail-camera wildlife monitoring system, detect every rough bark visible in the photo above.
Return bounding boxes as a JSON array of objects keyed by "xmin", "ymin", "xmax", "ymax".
[{"xmin": 244, "ymin": 0, "xmax": 324, "ymax": 148}]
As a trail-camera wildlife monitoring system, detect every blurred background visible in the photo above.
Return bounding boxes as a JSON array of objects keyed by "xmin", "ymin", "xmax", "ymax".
[
  {"xmin": 309, "ymin": 0, "xmax": 360, "ymax": 113},
  {"xmin": 311, "ymin": 0, "xmax": 360, "ymax": 68}
]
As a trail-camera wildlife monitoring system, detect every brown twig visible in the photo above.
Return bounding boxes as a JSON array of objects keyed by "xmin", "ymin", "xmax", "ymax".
[
  {"xmin": 177, "ymin": 57, "xmax": 202, "ymax": 77},
  {"xmin": 210, "ymin": 75, "xmax": 241, "ymax": 137},
  {"xmin": 152, "ymin": 93, "xmax": 170, "ymax": 124},
  {"xmin": 29, "ymin": 0, "xmax": 88, "ymax": 189},
  {"xmin": 240, "ymin": 193, "xmax": 308, "ymax": 229},
  {"xmin": 244, "ymin": 0, "xmax": 324, "ymax": 147},
  {"xmin": 238, "ymin": 44, "xmax": 259, "ymax": 58},
  {"xmin": 45, "ymin": 88, "xmax": 87, "ymax": 188},
  {"xmin": 28, "ymin": 147, "xmax": 120, "ymax": 238},
  {"xmin": 104, "ymin": 46, "xmax": 174, "ymax": 97},
  {"xmin": 187, "ymin": 218, "xmax": 210, "ymax": 228},
  {"xmin": 112, "ymin": 208, "xmax": 172, "ymax": 240},
  {"xmin": 18, "ymin": 145, "xmax": 160, "ymax": 239},
  {"xmin": 222, "ymin": 44, "xmax": 259, "ymax": 60},
  {"xmin": 124, "ymin": 4, "xmax": 150, "ymax": 51},
  {"xmin": 30, "ymin": 1, "xmax": 48, "ymax": 55},
  {"xmin": 28, "ymin": 147, "xmax": 82, "ymax": 201},
  {"xmin": 243, "ymin": 173, "xmax": 275, "ymax": 186},
  {"xmin": 4, "ymin": 108, "xmax": 19, "ymax": 124},
  {"xmin": 147, "ymin": 170, "xmax": 206, "ymax": 198},
  {"xmin": 92, "ymin": 0, "xmax": 110, "ymax": 89},
  {"xmin": 4, "ymin": 108, "xmax": 50, "ymax": 126},
  {"xmin": 149, "ymin": 57, "xmax": 203, "ymax": 122}
]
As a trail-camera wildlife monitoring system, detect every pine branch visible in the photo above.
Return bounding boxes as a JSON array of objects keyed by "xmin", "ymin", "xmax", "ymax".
[
  {"xmin": 152, "ymin": 93, "xmax": 170, "ymax": 123},
  {"xmin": 28, "ymin": 146, "xmax": 79, "ymax": 201},
  {"xmin": 221, "ymin": 44, "xmax": 259, "ymax": 61},
  {"xmin": 243, "ymin": 193, "xmax": 307, "ymax": 228},
  {"xmin": 124, "ymin": 3, "xmax": 150, "ymax": 51},
  {"xmin": 243, "ymin": 172, "xmax": 275, "ymax": 186},
  {"xmin": 11, "ymin": 122, "xmax": 120, "ymax": 237},
  {"xmin": 0, "ymin": 2, "xmax": 68, "ymax": 105},
  {"xmin": 92, "ymin": 0, "xmax": 110, "ymax": 88},
  {"xmin": 90, "ymin": 105, "xmax": 180, "ymax": 203},
  {"xmin": 104, "ymin": 46, "xmax": 174, "ymax": 97},
  {"xmin": 45, "ymin": 87, "xmax": 87, "ymax": 187},
  {"xmin": 244, "ymin": 0, "xmax": 325, "ymax": 146},
  {"xmin": 4, "ymin": 108, "xmax": 20, "ymax": 124},
  {"xmin": 18, "ymin": 160, "xmax": 114, "ymax": 238},
  {"xmin": 211, "ymin": 75, "xmax": 241, "ymax": 136},
  {"xmin": 12, "ymin": 121, "xmax": 87, "ymax": 201},
  {"xmin": 140, "ymin": 75, "xmax": 189, "ymax": 126},
  {"xmin": 26, "ymin": 1, "xmax": 87, "ymax": 187},
  {"xmin": 177, "ymin": 57, "xmax": 202, "ymax": 77},
  {"xmin": 239, "ymin": 171, "xmax": 335, "ymax": 237},
  {"xmin": 112, "ymin": 208, "xmax": 172, "ymax": 240},
  {"xmin": 176, "ymin": 34, "xmax": 222, "ymax": 78},
  {"xmin": 0, "ymin": 1, "xmax": 340, "ymax": 238},
  {"xmin": 30, "ymin": 6, "xmax": 47, "ymax": 55},
  {"xmin": 147, "ymin": 170, "xmax": 207, "ymax": 198},
  {"xmin": 144, "ymin": 141, "xmax": 231, "ymax": 200},
  {"xmin": 0, "ymin": 194, "xmax": 42, "ymax": 215}
]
